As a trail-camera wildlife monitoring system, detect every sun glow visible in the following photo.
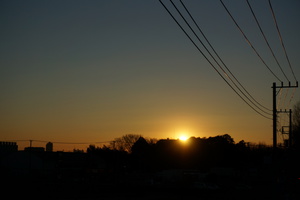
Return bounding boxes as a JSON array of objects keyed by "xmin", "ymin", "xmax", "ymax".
[{"xmin": 179, "ymin": 135, "xmax": 188, "ymax": 141}]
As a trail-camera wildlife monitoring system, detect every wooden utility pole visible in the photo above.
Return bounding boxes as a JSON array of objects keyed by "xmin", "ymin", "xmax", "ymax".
[{"xmin": 273, "ymin": 82, "xmax": 277, "ymax": 150}]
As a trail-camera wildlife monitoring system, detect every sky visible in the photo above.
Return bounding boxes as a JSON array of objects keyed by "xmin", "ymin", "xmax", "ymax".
[{"xmin": 1, "ymin": 0, "xmax": 299, "ymax": 151}]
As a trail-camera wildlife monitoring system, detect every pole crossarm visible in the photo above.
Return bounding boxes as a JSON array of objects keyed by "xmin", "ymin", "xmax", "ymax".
[
  {"xmin": 273, "ymin": 82, "xmax": 298, "ymax": 89},
  {"xmin": 277, "ymin": 109, "xmax": 291, "ymax": 113}
]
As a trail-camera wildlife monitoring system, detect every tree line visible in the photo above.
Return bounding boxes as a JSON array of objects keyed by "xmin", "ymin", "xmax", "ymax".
[
  {"xmin": 86, "ymin": 100, "xmax": 300, "ymax": 172},
  {"xmin": 87, "ymin": 133, "xmax": 277, "ymax": 172}
]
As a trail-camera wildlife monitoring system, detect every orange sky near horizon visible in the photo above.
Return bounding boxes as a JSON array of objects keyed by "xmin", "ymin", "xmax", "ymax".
[{"xmin": 1, "ymin": 1, "xmax": 299, "ymax": 150}]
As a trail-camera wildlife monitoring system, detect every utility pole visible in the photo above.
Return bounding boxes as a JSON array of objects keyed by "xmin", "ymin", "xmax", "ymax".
[
  {"xmin": 29, "ymin": 140, "xmax": 32, "ymax": 179},
  {"xmin": 278, "ymin": 109, "xmax": 292, "ymax": 148},
  {"xmin": 273, "ymin": 82, "xmax": 277, "ymax": 150},
  {"xmin": 272, "ymin": 82, "xmax": 298, "ymax": 150}
]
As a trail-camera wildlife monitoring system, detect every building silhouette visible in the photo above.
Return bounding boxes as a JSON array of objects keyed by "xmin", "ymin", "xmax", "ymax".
[
  {"xmin": 0, "ymin": 141, "xmax": 18, "ymax": 152},
  {"xmin": 46, "ymin": 142, "xmax": 53, "ymax": 152}
]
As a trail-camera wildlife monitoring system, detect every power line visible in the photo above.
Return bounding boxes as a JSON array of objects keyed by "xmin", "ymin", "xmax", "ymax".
[
  {"xmin": 220, "ymin": 0, "xmax": 282, "ymax": 82},
  {"xmin": 277, "ymin": 88, "xmax": 283, "ymax": 108},
  {"xmin": 171, "ymin": 0, "xmax": 271, "ymax": 116},
  {"xmin": 266, "ymin": 0, "xmax": 298, "ymax": 111},
  {"xmin": 179, "ymin": 0, "xmax": 272, "ymax": 113},
  {"xmin": 282, "ymin": 88, "xmax": 289, "ymax": 110},
  {"xmin": 0, "ymin": 140, "xmax": 29, "ymax": 142},
  {"xmin": 268, "ymin": 0, "xmax": 297, "ymax": 82},
  {"xmin": 3, "ymin": 139, "xmax": 112, "ymax": 145},
  {"xmin": 33, "ymin": 140, "xmax": 112, "ymax": 145},
  {"xmin": 159, "ymin": 0, "xmax": 272, "ymax": 120},
  {"xmin": 246, "ymin": 0, "xmax": 289, "ymax": 82},
  {"xmin": 287, "ymin": 88, "xmax": 296, "ymax": 109}
]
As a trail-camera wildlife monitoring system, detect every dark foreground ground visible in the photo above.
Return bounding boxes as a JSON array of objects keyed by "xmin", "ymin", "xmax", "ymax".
[
  {"xmin": 1, "ymin": 148, "xmax": 300, "ymax": 199},
  {"xmin": 3, "ymin": 176, "xmax": 300, "ymax": 200}
]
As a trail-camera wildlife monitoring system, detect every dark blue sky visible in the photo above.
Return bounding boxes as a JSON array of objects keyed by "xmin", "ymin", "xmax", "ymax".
[{"xmin": 1, "ymin": 0, "xmax": 299, "ymax": 150}]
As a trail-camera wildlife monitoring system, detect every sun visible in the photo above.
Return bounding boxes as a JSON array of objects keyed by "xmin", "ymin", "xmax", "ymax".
[{"xmin": 179, "ymin": 135, "xmax": 188, "ymax": 141}]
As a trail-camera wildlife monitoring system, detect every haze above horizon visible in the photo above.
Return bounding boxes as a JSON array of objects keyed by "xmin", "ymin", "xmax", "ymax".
[{"xmin": 1, "ymin": 0, "xmax": 299, "ymax": 146}]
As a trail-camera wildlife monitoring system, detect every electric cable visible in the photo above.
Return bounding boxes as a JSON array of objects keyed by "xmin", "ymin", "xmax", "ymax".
[
  {"xmin": 268, "ymin": 0, "xmax": 298, "ymax": 82},
  {"xmin": 246, "ymin": 0, "xmax": 289, "ymax": 82},
  {"xmin": 287, "ymin": 88, "xmax": 296, "ymax": 109},
  {"xmin": 220, "ymin": 0, "xmax": 282, "ymax": 82},
  {"xmin": 170, "ymin": 0, "xmax": 271, "ymax": 116},
  {"xmin": 277, "ymin": 88, "xmax": 282, "ymax": 109},
  {"xmin": 282, "ymin": 88, "xmax": 289, "ymax": 110},
  {"xmin": 159, "ymin": 0, "xmax": 272, "ymax": 120},
  {"xmin": 268, "ymin": 0, "xmax": 298, "ymax": 112},
  {"xmin": 179, "ymin": 0, "xmax": 272, "ymax": 113},
  {"xmin": 32, "ymin": 140, "xmax": 112, "ymax": 144}
]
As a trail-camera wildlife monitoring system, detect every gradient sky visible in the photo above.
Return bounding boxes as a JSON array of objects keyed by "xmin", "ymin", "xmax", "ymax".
[{"xmin": 1, "ymin": 0, "xmax": 299, "ymax": 150}]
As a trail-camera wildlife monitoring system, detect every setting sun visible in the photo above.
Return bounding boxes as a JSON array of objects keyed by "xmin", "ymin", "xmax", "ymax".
[{"xmin": 179, "ymin": 135, "xmax": 188, "ymax": 141}]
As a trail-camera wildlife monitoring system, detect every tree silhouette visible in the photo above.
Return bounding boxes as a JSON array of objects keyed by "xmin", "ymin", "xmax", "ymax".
[
  {"xmin": 131, "ymin": 137, "xmax": 150, "ymax": 155},
  {"xmin": 130, "ymin": 137, "xmax": 152, "ymax": 170},
  {"xmin": 110, "ymin": 134, "xmax": 142, "ymax": 153},
  {"xmin": 293, "ymin": 100, "xmax": 300, "ymax": 150}
]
